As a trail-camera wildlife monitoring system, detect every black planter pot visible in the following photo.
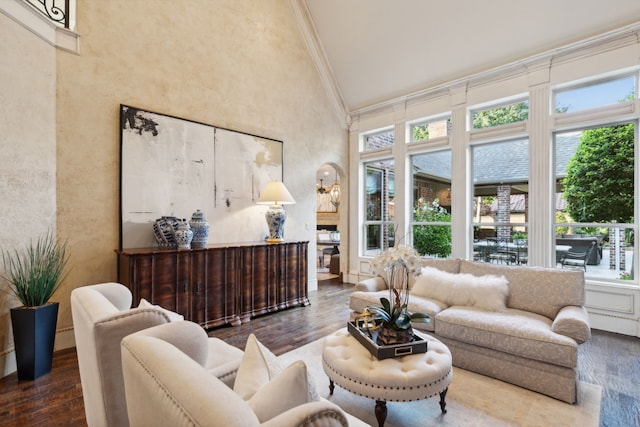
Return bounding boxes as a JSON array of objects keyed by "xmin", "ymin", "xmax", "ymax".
[{"xmin": 10, "ymin": 302, "xmax": 59, "ymax": 380}]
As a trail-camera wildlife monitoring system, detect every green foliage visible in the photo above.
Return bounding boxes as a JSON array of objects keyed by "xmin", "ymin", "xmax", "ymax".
[
  {"xmin": 367, "ymin": 295, "xmax": 430, "ymax": 331},
  {"xmin": 555, "ymin": 211, "xmax": 569, "ymax": 235},
  {"xmin": 511, "ymin": 232, "xmax": 527, "ymax": 240},
  {"xmin": 472, "ymin": 101, "xmax": 528, "ymax": 129},
  {"xmin": 412, "ymin": 198, "xmax": 451, "ymax": 258},
  {"xmin": 412, "ymin": 124, "xmax": 429, "ymax": 141},
  {"xmin": 563, "ymin": 124, "xmax": 634, "ymax": 223},
  {"xmin": 1, "ymin": 231, "xmax": 69, "ymax": 307}
]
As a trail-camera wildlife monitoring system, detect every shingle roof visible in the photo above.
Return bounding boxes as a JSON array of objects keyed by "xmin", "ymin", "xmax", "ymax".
[{"xmin": 412, "ymin": 133, "xmax": 580, "ymax": 184}]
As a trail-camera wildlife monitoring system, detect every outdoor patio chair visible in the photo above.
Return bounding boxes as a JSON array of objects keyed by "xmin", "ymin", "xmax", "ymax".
[
  {"xmin": 514, "ymin": 239, "xmax": 528, "ymax": 265},
  {"xmin": 488, "ymin": 239, "xmax": 516, "ymax": 264},
  {"xmin": 561, "ymin": 241, "xmax": 597, "ymax": 271}
]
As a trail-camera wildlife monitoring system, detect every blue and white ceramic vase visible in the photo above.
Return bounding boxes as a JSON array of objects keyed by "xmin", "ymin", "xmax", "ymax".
[
  {"xmin": 174, "ymin": 219, "xmax": 193, "ymax": 250},
  {"xmin": 189, "ymin": 209, "xmax": 209, "ymax": 248},
  {"xmin": 153, "ymin": 216, "xmax": 179, "ymax": 248}
]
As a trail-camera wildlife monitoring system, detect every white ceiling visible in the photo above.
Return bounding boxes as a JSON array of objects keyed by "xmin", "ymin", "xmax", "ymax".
[{"xmin": 304, "ymin": 0, "xmax": 640, "ymax": 112}]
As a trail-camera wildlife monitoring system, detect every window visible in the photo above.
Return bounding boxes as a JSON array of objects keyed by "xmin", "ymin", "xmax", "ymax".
[
  {"xmin": 408, "ymin": 116, "xmax": 451, "ymax": 142},
  {"xmin": 554, "ymin": 75, "xmax": 636, "ymax": 113},
  {"xmin": 471, "ymin": 100, "xmax": 528, "ymax": 129},
  {"xmin": 410, "ymin": 150, "xmax": 452, "ymax": 257},
  {"xmin": 555, "ymin": 124, "xmax": 636, "ymax": 282},
  {"xmin": 363, "ymin": 128, "xmax": 395, "ymax": 151},
  {"xmin": 472, "ymin": 138, "xmax": 529, "ymax": 264},
  {"xmin": 363, "ymin": 159, "xmax": 395, "ymax": 255}
]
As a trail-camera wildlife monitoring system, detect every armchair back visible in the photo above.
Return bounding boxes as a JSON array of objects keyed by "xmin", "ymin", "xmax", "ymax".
[{"xmin": 71, "ymin": 283, "xmax": 170, "ymax": 427}]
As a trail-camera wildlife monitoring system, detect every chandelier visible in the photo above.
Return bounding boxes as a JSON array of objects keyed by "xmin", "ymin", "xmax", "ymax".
[{"xmin": 317, "ymin": 179, "xmax": 328, "ymax": 194}]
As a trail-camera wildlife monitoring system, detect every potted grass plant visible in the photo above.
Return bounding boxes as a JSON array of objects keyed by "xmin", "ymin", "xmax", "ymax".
[{"xmin": 1, "ymin": 231, "xmax": 69, "ymax": 380}]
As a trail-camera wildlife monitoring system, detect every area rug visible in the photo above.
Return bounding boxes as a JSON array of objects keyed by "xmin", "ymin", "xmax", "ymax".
[{"xmin": 279, "ymin": 336, "xmax": 601, "ymax": 427}]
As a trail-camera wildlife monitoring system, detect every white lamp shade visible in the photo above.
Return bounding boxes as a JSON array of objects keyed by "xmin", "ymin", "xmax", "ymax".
[{"xmin": 256, "ymin": 181, "xmax": 296, "ymax": 205}]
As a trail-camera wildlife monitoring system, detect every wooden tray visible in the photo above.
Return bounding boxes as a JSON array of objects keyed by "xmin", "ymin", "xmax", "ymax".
[{"xmin": 347, "ymin": 321, "xmax": 427, "ymax": 360}]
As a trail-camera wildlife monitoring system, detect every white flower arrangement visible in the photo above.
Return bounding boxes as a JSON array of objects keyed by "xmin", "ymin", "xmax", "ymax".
[
  {"xmin": 364, "ymin": 244, "xmax": 430, "ymax": 335},
  {"xmin": 371, "ymin": 244, "xmax": 422, "ymax": 277}
]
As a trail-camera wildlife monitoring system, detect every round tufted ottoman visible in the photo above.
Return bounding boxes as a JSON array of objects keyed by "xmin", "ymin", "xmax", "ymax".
[{"xmin": 322, "ymin": 328, "xmax": 452, "ymax": 427}]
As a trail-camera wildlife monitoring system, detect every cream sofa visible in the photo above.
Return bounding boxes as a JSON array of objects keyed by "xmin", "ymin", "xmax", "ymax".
[
  {"xmin": 71, "ymin": 282, "xmax": 244, "ymax": 427},
  {"xmin": 350, "ymin": 258, "xmax": 591, "ymax": 404},
  {"xmin": 121, "ymin": 321, "xmax": 370, "ymax": 427}
]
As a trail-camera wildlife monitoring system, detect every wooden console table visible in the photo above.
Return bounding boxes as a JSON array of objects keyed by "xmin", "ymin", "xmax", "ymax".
[{"xmin": 116, "ymin": 241, "xmax": 309, "ymax": 329}]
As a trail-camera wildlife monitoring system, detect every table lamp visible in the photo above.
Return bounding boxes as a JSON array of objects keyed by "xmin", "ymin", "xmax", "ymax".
[{"xmin": 256, "ymin": 181, "xmax": 296, "ymax": 243}]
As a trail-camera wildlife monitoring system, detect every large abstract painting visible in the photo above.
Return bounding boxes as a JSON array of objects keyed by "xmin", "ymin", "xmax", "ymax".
[{"xmin": 120, "ymin": 105, "xmax": 283, "ymax": 249}]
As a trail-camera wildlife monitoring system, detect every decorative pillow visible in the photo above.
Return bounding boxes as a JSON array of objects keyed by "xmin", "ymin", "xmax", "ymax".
[
  {"xmin": 233, "ymin": 333, "xmax": 282, "ymax": 400},
  {"xmin": 138, "ymin": 298, "xmax": 184, "ymax": 322},
  {"xmin": 411, "ymin": 266, "xmax": 509, "ymax": 311},
  {"xmin": 233, "ymin": 334, "xmax": 319, "ymax": 403},
  {"xmin": 247, "ymin": 360, "xmax": 311, "ymax": 423}
]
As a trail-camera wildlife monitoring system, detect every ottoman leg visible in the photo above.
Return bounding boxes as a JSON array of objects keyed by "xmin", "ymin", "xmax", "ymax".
[
  {"xmin": 374, "ymin": 400, "xmax": 387, "ymax": 427},
  {"xmin": 328, "ymin": 379, "xmax": 335, "ymax": 395},
  {"xmin": 439, "ymin": 387, "xmax": 448, "ymax": 414}
]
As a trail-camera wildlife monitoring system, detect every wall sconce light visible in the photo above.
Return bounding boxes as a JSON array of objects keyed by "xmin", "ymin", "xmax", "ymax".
[{"xmin": 257, "ymin": 181, "xmax": 296, "ymax": 243}]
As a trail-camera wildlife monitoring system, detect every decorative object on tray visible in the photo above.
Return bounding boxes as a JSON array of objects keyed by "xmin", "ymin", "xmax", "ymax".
[
  {"xmin": 189, "ymin": 209, "xmax": 209, "ymax": 248},
  {"xmin": 348, "ymin": 321, "xmax": 427, "ymax": 359},
  {"xmin": 367, "ymin": 244, "xmax": 430, "ymax": 345},
  {"xmin": 174, "ymin": 219, "xmax": 193, "ymax": 250},
  {"xmin": 153, "ymin": 216, "xmax": 180, "ymax": 248}
]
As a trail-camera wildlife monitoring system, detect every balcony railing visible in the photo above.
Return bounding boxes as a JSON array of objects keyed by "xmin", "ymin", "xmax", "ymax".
[{"xmin": 24, "ymin": 0, "xmax": 70, "ymax": 29}]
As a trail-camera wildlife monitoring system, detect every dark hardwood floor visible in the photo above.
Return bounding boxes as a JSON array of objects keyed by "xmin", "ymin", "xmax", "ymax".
[{"xmin": 0, "ymin": 277, "xmax": 638, "ymax": 426}]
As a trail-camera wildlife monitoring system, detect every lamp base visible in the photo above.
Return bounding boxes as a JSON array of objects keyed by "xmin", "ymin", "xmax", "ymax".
[
  {"xmin": 265, "ymin": 237, "xmax": 285, "ymax": 243},
  {"xmin": 264, "ymin": 204, "xmax": 287, "ymax": 242}
]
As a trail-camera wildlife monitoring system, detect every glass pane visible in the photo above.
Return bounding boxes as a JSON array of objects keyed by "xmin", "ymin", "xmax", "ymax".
[
  {"xmin": 472, "ymin": 100, "xmax": 528, "ymax": 129},
  {"xmin": 472, "ymin": 138, "xmax": 529, "ymax": 264},
  {"xmin": 555, "ymin": 75, "xmax": 635, "ymax": 113},
  {"xmin": 555, "ymin": 123, "xmax": 635, "ymax": 282},
  {"xmin": 411, "ymin": 150, "xmax": 452, "ymax": 213},
  {"xmin": 410, "ymin": 118, "xmax": 451, "ymax": 142},
  {"xmin": 363, "ymin": 158, "xmax": 395, "ymax": 254},
  {"xmin": 410, "ymin": 150, "xmax": 452, "ymax": 257},
  {"xmin": 365, "ymin": 224, "xmax": 382, "ymax": 252},
  {"xmin": 365, "ymin": 160, "xmax": 394, "ymax": 221},
  {"xmin": 364, "ymin": 129, "xmax": 395, "ymax": 151}
]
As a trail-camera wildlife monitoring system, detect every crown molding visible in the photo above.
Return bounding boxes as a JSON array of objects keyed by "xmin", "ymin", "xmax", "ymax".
[{"xmin": 289, "ymin": 0, "xmax": 351, "ymax": 128}]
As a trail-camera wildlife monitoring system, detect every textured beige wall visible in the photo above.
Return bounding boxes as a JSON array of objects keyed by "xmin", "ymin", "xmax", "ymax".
[
  {"xmin": 52, "ymin": 0, "xmax": 347, "ymax": 337},
  {"xmin": 0, "ymin": 12, "xmax": 57, "ymax": 373}
]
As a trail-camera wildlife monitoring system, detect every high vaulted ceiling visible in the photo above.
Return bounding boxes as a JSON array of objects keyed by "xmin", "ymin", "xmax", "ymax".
[{"xmin": 303, "ymin": 0, "xmax": 640, "ymax": 113}]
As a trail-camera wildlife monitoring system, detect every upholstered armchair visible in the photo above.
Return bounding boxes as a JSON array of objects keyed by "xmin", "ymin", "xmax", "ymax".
[
  {"xmin": 71, "ymin": 282, "xmax": 244, "ymax": 427},
  {"xmin": 121, "ymin": 321, "xmax": 361, "ymax": 427}
]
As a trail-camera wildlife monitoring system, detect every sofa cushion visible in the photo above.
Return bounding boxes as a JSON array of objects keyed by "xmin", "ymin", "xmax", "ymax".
[
  {"xmin": 374, "ymin": 257, "xmax": 462, "ymax": 288},
  {"xmin": 436, "ymin": 306, "xmax": 578, "ymax": 368},
  {"xmin": 349, "ymin": 290, "xmax": 446, "ymax": 332},
  {"xmin": 418, "ymin": 257, "xmax": 462, "ymax": 274},
  {"xmin": 411, "ymin": 266, "xmax": 509, "ymax": 312},
  {"xmin": 458, "ymin": 260, "xmax": 585, "ymax": 319}
]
